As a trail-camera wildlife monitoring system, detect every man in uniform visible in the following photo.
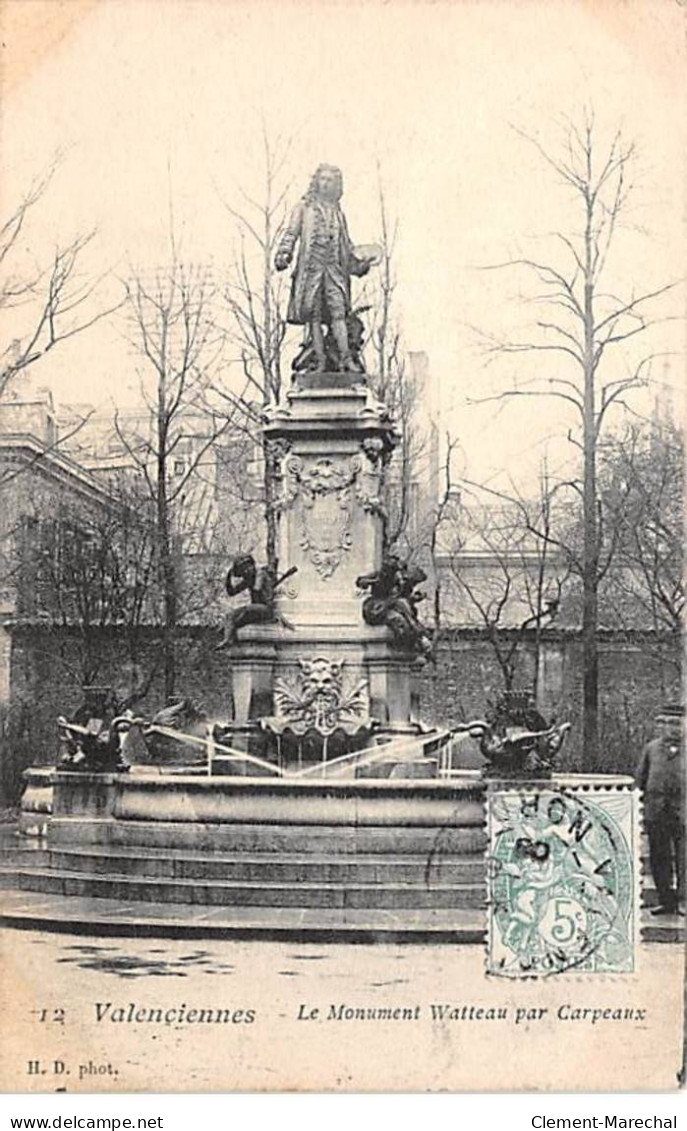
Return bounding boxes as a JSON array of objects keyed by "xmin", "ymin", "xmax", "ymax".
[{"xmin": 636, "ymin": 704, "xmax": 684, "ymax": 916}]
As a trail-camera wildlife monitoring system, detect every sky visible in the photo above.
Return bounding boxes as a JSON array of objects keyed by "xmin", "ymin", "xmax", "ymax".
[{"xmin": 0, "ymin": 0, "xmax": 685, "ymax": 490}]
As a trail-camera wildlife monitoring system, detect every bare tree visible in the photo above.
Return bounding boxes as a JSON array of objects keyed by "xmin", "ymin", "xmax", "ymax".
[
  {"xmin": 14, "ymin": 484, "xmax": 160, "ymax": 702},
  {"xmin": 0, "ymin": 159, "xmax": 121, "ymax": 401},
  {"xmin": 217, "ymin": 129, "xmax": 294, "ymax": 569},
  {"xmin": 0, "ymin": 479, "xmax": 163, "ymax": 803},
  {"xmin": 365, "ymin": 172, "xmax": 433, "ymax": 553},
  {"xmin": 470, "ymin": 113, "xmax": 680, "ymax": 764},
  {"xmin": 429, "ymin": 432, "xmax": 463, "ymax": 633},
  {"xmin": 117, "ymin": 254, "xmax": 233, "ymax": 697},
  {"xmin": 600, "ymin": 413, "xmax": 683, "ymax": 660},
  {"xmin": 441, "ymin": 473, "xmax": 569, "ymax": 695},
  {"xmin": 367, "ymin": 168, "xmax": 400, "ymax": 403}
]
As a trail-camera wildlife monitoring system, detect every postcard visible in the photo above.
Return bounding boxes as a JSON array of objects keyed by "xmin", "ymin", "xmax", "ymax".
[{"xmin": 0, "ymin": 0, "xmax": 684, "ymax": 1094}]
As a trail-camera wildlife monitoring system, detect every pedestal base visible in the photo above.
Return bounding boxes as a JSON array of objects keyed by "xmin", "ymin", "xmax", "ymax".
[{"xmin": 226, "ymin": 624, "xmax": 423, "ymax": 756}]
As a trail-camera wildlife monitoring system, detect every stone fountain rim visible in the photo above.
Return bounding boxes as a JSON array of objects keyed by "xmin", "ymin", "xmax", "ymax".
[{"xmin": 37, "ymin": 767, "xmax": 636, "ymax": 791}]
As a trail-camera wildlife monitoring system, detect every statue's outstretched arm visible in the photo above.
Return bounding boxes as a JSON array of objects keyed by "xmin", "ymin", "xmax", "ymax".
[{"xmin": 275, "ymin": 202, "xmax": 303, "ymax": 270}]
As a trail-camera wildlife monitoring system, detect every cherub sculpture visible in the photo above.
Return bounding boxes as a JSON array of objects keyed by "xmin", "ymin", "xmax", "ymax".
[
  {"xmin": 217, "ymin": 554, "xmax": 297, "ymax": 649},
  {"xmin": 356, "ymin": 554, "xmax": 433, "ymax": 658}
]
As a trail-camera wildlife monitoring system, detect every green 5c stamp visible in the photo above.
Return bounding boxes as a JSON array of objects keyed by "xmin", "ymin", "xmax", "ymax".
[{"xmin": 487, "ymin": 787, "xmax": 637, "ymax": 977}]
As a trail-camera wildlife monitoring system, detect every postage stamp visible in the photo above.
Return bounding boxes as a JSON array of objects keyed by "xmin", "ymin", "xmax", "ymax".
[{"xmin": 486, "ymin": 786, "xmax": 638, "ymax": 978}]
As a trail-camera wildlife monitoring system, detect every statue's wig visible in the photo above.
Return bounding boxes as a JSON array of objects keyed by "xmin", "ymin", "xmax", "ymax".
[{"xmin": 305, "ymin": 164, "xmax": 344, "ymax": 203}]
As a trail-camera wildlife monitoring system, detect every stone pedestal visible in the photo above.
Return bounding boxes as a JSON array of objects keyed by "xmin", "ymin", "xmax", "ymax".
[
  {"xmin": 264, "ymin": 383, "xmax": 396, "ymax": 628},
  {"xmin": 225, "ymin": 381, "xmax": 424, "ymax": 754},
  {"xmin": 227, "ymin": 624, "xmax": 421, "ymax": 734}
]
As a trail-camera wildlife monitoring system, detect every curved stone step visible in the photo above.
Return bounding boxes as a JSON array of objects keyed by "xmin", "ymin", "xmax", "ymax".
[
  {"xmin": 30, "ymin": 847, "xmax": 486, "ymax": 885},
  {"xmin": 0, "ymin": 865, "xmax": 486, "ymax": 910},
  {"xmin": 0, "ymin": 869, "xmax": 679, "ymax": 945},
  {"xmin": 0, "ymin": 845, "xmax": 50, "ymax": 867},
  {"xmin": 47, "ymin": 818, "xmax": 487, "ymax": 855},
  {"xmin": 0, "ymin": 888, "xmax": 487, "ymax": 942}
]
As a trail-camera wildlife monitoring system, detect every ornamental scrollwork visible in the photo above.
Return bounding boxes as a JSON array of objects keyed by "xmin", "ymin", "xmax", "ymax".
[{"xmin": 279, "ymin": 455, "xmax": 360, "ymax": 579}]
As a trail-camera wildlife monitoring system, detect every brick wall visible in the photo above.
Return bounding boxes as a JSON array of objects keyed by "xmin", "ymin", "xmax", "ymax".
[{"xmin": 417, "ymin": 629, "xmax": 681, "ymax": 774}]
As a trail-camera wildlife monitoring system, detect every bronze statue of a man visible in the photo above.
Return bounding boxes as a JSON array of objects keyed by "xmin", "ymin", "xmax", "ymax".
[{"xmin": 275, "ymin": 165, "xmax": 376, "ymax": 374}]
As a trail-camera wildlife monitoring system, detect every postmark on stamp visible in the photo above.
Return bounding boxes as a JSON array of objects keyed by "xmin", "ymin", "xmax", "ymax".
[{"xmin": 486, "ymin": 786, "xmax": 638, "ymax": 978}]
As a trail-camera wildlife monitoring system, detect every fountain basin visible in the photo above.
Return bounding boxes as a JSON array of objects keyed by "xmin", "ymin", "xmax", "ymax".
[
  {"xmin": 26, "ymin": 766, "xmax": 633, "ymax": 853},
  {"xmin": 1, "ymin": 766, "xmax": 637, "ymax": 940},
  {"xmin": 48, "ymin": 768, "xmax": 486, "ymax": 837}
]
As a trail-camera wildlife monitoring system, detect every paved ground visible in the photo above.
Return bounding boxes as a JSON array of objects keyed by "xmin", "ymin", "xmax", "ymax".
[{"xmin": 1, "ymin": 925, "xmax": 683, "ymax": 1092}]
